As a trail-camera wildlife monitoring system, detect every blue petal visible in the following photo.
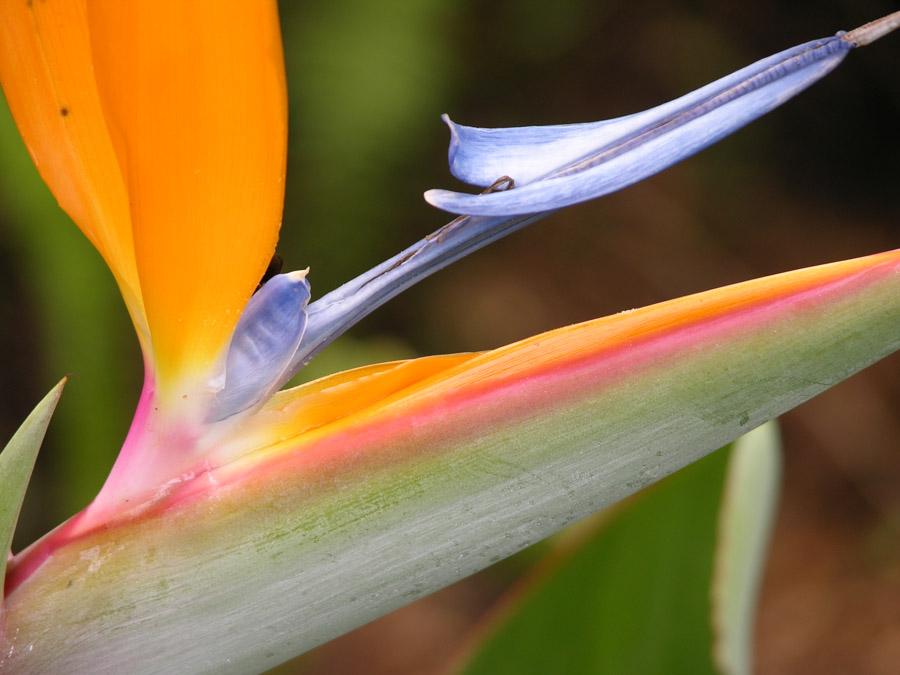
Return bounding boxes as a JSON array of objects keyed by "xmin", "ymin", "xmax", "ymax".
[
  {"xmin": 210, "ymin": 271, "xmax": 311, "ymax": 420},
  {"xmin": 292, "ymin": 213, "xmax": 544, "ymax": 375},
  {"xmin": 444, "ymin": 113, "xmax": 645, "ymax": 188},
  {"xmin": 428, "ymin": 35, "xmax": 852, "ymax": 216},
  {"xmin": 261, "ymin": 30, "xmax": 874, "ymax": 391}
]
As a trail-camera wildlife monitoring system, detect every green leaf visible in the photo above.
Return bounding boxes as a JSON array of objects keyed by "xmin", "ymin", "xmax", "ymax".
[
  {"xmin": 711, "ymin": 422, "xmax": 781, "ymax": 675},
  {"xmin": 455, "ymin": 423, "xmax": 780, "ymax": 675},
  {"xmin": 0, "ymin": 379, "xmax": 65, "ymax": 584}
]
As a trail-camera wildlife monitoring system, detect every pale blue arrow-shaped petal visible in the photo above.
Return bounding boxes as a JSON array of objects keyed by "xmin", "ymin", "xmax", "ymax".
[{"xmin": 426, "ymin": 35, "xmax": 852, "ymax": 216}]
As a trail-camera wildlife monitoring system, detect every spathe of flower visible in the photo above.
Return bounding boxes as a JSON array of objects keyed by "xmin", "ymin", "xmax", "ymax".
[{"xmin": 423, "ymin": 18, "xmax": 896, "ymax": 216}]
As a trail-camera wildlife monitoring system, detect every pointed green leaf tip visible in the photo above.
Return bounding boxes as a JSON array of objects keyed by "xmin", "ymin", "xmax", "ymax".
[{"xmin": 0, "ymin": 379, "xmax": 65, "ymax": 585}]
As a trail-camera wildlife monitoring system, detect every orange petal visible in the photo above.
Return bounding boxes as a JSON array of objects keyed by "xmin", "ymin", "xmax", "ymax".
[
  {"xmin": 0, "ymin": 0, "xmax": 287, "ymax": 392},
  {"xmin": 0, "ymin": 0, "xmax": 145, "ymax": 336},
  {"xmin": 217, "ymin": 354, "xmax": 479, "ymax": 462},
  {"xmin": 87, "ymin": 0, "xmax": 287, "ymax": 391}
]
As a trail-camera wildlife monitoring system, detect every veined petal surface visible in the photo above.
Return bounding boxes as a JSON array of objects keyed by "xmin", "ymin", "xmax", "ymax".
[
  {"xmin": 426, "ymin": 36, "xmax": 851, "ymax": 215},
  {"xmin": 3, "ymin": 250, "xmax": 897, "ymax": 673},
  {"xmin": 210, "ymin": 271, "xmax": 312, "ymax": 421}
]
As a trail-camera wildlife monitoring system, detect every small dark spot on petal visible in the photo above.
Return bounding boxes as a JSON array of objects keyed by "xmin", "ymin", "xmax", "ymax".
[{"xmin": 60, "ymin": 107, "xmax": 69, "ymax": 117}]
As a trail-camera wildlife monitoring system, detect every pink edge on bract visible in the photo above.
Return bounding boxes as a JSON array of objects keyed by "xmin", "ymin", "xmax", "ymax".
[
  {"xmin": 5, "ymin": 250, "xmax": 899, "ymax": 597},
  {"xmin": 78, "ymin": 366, "xmax": 157, "ymax": 527}
]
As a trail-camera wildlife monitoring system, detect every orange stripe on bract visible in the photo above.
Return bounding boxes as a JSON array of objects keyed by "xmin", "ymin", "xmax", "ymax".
[
  {"xmin": 411, "ymin": 249, "xmax": 900, "ymax": 394},
  {"xmin": 0, "ymin": 0, "xmax": 145, "ymax": 337},
  {"xmin": 211, "ymin": 354, "xmax": 478, "ymax": 465},
  {"xmin": 87, "ymin": 0, "xmax": 288, "ymax": 394}
]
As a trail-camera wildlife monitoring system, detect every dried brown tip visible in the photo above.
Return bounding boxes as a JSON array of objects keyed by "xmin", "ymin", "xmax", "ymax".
[{"xmin": 843, "ymin": 11, "xmax": 900, "ymax": 47}]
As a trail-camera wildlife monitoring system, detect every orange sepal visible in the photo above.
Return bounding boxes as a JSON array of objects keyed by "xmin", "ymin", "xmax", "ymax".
[
  {"xmin": 0, "ymin": 0, "xmax": 288, "ymax": 392},
  {"xmin": 87, "ymin": 0, "xmax": 288, "ymax": 390},
  {"xmin": 0, "ymin": 0, "xmax": 144, "ymax": 335}
]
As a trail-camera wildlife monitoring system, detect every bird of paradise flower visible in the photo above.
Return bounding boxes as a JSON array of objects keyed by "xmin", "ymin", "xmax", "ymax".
[{"xmin": 0, "ymin": 2, "xmax": 898, "ymax": 673}]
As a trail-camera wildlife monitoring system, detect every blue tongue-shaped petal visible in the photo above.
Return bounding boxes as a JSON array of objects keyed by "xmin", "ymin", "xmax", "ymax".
[
  {"xmin": 427, "ymin": 35, "xmax": 852, "ymax": 216},
  {"xmin": 209, "ymin": 271, "xmax": 311, "ymax": 421},
  {"xmin": 443, "ymin": 111, "xmax": 646, "ymax": 188}
]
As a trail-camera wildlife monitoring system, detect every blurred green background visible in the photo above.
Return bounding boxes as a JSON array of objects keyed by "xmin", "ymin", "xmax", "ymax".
[{"xmin": 1, "ymin": 1, "xmax": 898, "ymax": 673}]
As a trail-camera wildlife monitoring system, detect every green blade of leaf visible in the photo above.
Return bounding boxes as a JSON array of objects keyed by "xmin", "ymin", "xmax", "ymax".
[
  {"xmin": 0, "ymin": 379, "xmax": 65, "ymax": 584},
  {"xmin": 712, "ymin": 422, "xmax": 781, "ymax": 675}
]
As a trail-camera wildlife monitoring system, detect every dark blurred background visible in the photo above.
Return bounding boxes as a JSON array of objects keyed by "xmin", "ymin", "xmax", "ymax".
[{"xmin": 1, "ymin": 1, "xmax": 898, "ymax": 673}]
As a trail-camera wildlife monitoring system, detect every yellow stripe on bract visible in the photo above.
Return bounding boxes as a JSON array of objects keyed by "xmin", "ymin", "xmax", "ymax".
[
  {"xmin": 87, "ymin": 0, "xmax": 288, "ymax": 393},
  {"xmin": 0, "ymin": 0, "xmax": 145, "ymax": 337},
  {"xmin": 212, "ymin": 354, "xmax": 478, "ymax": 464}
]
